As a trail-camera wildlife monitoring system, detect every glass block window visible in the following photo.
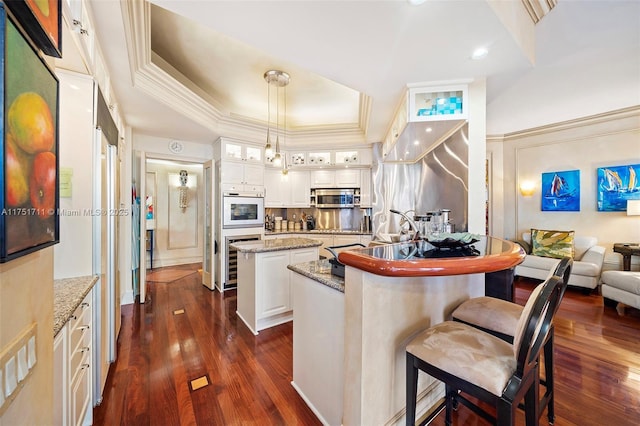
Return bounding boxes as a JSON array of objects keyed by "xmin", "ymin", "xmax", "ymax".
[{"xmin": 415, "ymin": 90, "xmax": 464, "ymax": 117}]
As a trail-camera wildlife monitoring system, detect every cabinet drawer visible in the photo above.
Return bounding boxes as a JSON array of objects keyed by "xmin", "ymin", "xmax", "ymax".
[
  {"xmin": 71, "ymin": 359, "xmax": 91, "ymax": 426},
  {"xmin": 69, "ymin": 299, "xmax": 92, "ymax": 352},
  {"xmin": 70, "ymin": 344, "xmax": 91, "ymax": 384}
]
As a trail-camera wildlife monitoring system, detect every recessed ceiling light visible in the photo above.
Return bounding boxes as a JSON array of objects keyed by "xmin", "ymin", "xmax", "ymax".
[
  {"xmin": 472, "ymin": 47, "xmax": 489, "ymax": 60},
  {"xmin": 425, "ymin": 127, "xmax": 433, "ymax": 133},
  {"xmin": 414, "ymin": 140, "xmax": 420, "ymax": 145},
  {"xmin": 407, "ymin": 0, "xmax": 428, "ymax": 5}
]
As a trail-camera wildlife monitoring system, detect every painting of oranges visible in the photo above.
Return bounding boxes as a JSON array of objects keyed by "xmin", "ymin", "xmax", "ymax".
[{"xmin": 1, "ymin": 6, "xmax": 59, "ymax": 262}]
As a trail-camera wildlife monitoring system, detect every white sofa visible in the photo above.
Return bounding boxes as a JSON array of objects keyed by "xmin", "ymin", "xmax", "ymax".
[
  {"xmin": 514, "ymin": 232, "xmax": 606, "ymax": 291},
  {"xmin": 601, "ymin": 271, "xmax": 640, "ymax": 311}
]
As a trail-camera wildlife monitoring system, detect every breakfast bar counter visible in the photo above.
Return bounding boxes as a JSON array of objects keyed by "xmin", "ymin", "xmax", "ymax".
[{"xmin": 335, "ymin": 236, "xmax": 525, "ymax": 425}]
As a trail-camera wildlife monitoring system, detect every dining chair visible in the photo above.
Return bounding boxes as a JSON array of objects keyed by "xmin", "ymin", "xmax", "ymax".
[
  {"xmin": 450, "ymin": 257, "xmax": 572, "ymax": 424},
  {"xmin": 406, "ymin": 273, "xmax": 564, "ymax": 426}
]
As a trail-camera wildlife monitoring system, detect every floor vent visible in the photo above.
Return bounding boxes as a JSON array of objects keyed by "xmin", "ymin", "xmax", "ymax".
[{"xmin": 189, "ymin": 375, "xmax": 210, "ymax": 391}]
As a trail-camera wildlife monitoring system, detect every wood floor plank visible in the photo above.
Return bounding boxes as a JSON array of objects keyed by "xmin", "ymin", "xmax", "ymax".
[{"xmin": 94, "ymin": 266, "xmax": 640, "ymax": 425}]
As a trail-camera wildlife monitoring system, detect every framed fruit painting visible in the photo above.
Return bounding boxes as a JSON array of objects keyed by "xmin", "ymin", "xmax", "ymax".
[
  {"xmin": 1, "ymin": 4, "xmax": 59, "ymax": 262},
  {"xmin": 4, "ymin": 0, "xmax": 61, "ymax": 57}
]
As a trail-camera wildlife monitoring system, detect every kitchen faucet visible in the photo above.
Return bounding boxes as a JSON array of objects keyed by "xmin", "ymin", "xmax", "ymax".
[{"xmin": 389, "ymin": 209, "xmax": 420, "ymax": 241}]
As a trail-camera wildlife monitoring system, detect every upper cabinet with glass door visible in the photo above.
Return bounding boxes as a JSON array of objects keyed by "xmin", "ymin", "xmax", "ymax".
[{"xmin": 221, "ymin": 140, "xmax": 262, "ymax": 163}]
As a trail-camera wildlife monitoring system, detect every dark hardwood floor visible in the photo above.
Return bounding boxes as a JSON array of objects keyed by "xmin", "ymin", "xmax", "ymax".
[{"xmin": 94, "ymin": 264, "xmax": 640, "ymax": 425}]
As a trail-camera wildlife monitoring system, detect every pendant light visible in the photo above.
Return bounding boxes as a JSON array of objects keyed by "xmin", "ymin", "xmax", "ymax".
[{"xmin": 264, "ymin": 70, "xmax": 290, "ymax": 172}]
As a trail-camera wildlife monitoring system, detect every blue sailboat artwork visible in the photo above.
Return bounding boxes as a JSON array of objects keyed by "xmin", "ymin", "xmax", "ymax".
[
  {"xmin": 597, "ymin": 163, "xmax": 640, "ymax": 211},
  {"xmin": 541, "ymin": 170, "xmax": 580, "ymax": 211}
]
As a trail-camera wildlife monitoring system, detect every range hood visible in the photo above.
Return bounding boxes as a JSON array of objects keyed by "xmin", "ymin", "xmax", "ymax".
[
  {"xmin": 381, "ymin": 81, "xmax": 469, "ymax": 164},
  {"xmin": 382, "ymin": 119, "xmax": 467, "ymax": 164}
]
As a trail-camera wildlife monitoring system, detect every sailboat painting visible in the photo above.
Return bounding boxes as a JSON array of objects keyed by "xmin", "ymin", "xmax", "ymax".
[
  {"xmin": 597, "ymin": 163, "xmax": 640, "ymax": 211},
  {"xmin": 541, "ymin": 170, "xmax": 580, "ymax": 211}
]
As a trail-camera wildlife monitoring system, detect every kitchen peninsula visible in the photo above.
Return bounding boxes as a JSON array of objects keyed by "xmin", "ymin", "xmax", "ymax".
[
  {"xmin": 232, "ymin": 237, "xmax": 321, "ymax": 334},
  {"xmin": 288, "ymin": 237, "xmax": 524, "ymax": 425}
]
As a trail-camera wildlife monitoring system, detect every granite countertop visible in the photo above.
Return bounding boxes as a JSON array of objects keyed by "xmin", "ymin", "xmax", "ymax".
[
  {"xmin": 266, "ymin": 229, "xmax": 372, "ymax": 236},
  {"xmin": 53, "ymin": 275, "xmax": 99, "ymax": 337},
  {"xmin": 288, "ymin": 260, "xmax": 345, "ymax": 293},
  {"xmin": 230, "ymin": 237, "xmax": 322, "ymax": 253}
]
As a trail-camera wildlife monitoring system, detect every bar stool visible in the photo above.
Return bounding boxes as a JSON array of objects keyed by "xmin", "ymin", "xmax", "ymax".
[
  {"xmin": 406, "ymin": 274, "xmax": 564, "ymax": 426},
  {"xmin": 450, "ymin": 257, "xmax": 572, "ymax": 424}
]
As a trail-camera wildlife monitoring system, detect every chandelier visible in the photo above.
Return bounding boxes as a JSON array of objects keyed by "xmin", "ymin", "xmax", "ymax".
[{"xmin": 264, "ymin": 70, "xmax": 290, "ymax": 175}]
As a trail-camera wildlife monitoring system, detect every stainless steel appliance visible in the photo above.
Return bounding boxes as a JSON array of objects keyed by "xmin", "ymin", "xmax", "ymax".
[
  {"xmin": 225, "ymin": 234, "xmax": 261, "ymax": 289},
  {"xmin": 315, "ymin": 188, "xmax": 357, "ymax": 208},
  {"xmin": 222, "ymin": 193, "xmax": 265, "ymax": 228}
]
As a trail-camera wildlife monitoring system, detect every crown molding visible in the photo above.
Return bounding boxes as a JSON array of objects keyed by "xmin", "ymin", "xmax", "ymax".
[
  {"xmin": 488, "ymin": 106, "xmax": 640, "ymax": 143},
  {"xmin": 120, "ymin": 0, "xmax": 370, "ymax": 145}
]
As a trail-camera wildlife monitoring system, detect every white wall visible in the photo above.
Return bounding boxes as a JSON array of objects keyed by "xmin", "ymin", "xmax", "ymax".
[
  {"xmin": 486, "ymin": 1, "xmax": 640, "ymax": 136},
  {"xmin": 492, "ymin": 107, "xmax": 640, "ymax": 270},
  {"xmin": 144, "ymin": 161, "xmax": 204, "ymax": 268},
  {"xmin": 53, "ymin": 71, "xmax": 94, "ymax": 279}
]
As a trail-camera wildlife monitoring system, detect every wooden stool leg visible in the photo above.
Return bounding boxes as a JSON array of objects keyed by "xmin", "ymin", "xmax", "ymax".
[
  {"xmin": 525, "ymin": 365, "xmax": 540, "ymax": 426},
  {"xmin": 543, "ymin": 328, "xmax": 555, "ymax": 424},
  {"xmin": 406, "ymin": 353, "xmax": 418, "ymax": 426}
]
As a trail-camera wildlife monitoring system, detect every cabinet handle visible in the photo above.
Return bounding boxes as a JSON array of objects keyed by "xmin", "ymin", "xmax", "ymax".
[
  {"xmin": 81, "ymin": 364, "xmax": 90, "ymax": 370},
  {"xmin": 70, "ymin": 315, "xmax": 77, "ymax": 321},
  {"xmin": 81, "ymin": 302, "xmax": 90, "ymax": 308},
  {"xmin": 79, "ymin": 325, "xmax": 90, "ymax": 331},
  {"xmin": 80, "ymin": 346, "xmax": 90, "ymax": 353}
]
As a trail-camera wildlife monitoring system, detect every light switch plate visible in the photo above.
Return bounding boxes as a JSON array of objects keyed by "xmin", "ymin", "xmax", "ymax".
[
  {"xmin": 0, "ymin": 322, "xmax": 37, "ymax": 416},
  {"xmin": 16, "ymin": 347, "xmax": 28, "ymax": 382},
  {"xmin": 4, "ymin": 356, "xmax": 17, "ymax": 397}
]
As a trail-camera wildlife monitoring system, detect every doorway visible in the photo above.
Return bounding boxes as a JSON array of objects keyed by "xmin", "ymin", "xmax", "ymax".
[{"xmin": 136, "ymin": 156, "xmax": 211, "ymax": 301}]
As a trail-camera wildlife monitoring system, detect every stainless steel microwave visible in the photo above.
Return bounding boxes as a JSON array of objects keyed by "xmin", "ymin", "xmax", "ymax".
[
  {"xmin": 222, "ymin": 194, "xmax": 265, "ymax": 228},
  {"xmin": 315, "ymin": 189, "xmax": 357, "ymax": 208}
]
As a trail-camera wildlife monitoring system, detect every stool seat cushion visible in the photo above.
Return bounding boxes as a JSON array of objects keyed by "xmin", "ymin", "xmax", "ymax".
[
  {"xmin": 406, "ymin": 321, "xmax": 515, "ymax": 396},
  {"xmin": 601, "ymin": 270, "xmax": 640, "ymax": 295},
  {"xmin": 452, "ymin": 297, "xmax": 523, "ymax": 337}
]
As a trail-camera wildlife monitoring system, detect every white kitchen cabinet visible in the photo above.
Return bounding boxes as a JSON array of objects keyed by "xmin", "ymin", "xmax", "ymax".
[
  {"xmin": 289, "ymin": 170, "xmax": 311, "ymax": 207},
  {"xmin": 360, "ymin": 169, "xmax": 372, "ymax": 207},
  {"xmin": 258, "ymin": 251, "xmax": 291, "ymax": 318},
  {"xmin": 220, "ymin": 162, "xmax": 264, "ymax": 193},
  {"xmin": 310, "ymin": 169, "xmax": 361, "ymax": 188},
  {"xmin": 264, "ymin": 169, "xmax": 287, "ymax": 206},
  {"xmin": 54, "ymin": 290, "xmax": 94, "ymax": 426},
  {"xmin": 265, "ymin": 169, "xmax": 310, "ymax": 207},
  {"xmin": 54, "ymin": 327, "xmax": 69, "ymax": 426},
  {"xmin": 310, "ymin": 170, "xmax": 335, "ymax": 187},
  {"xmin": 335, "ymin": 169, "xmax": 361, "ymax": 188}
]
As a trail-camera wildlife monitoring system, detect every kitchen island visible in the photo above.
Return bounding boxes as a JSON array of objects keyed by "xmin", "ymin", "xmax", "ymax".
[
  {"xmin": 232, "ymin": 237, "xmax": 321, "ymax": 334},
  {"xmin": 288, "ymin": 236, "xmax": 524, "ymax": 426}
]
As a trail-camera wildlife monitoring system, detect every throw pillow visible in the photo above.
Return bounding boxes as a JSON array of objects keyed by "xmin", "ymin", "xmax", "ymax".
[{"xmin": 530, "ymin": 229, "xmax": 575, "ymax": 259}]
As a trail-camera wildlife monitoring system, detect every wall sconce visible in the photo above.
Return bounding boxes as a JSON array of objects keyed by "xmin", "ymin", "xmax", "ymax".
[
  {"xmin": 519, "ymin": 180, "xmax": 536, "ymax": 197},
  {"xmin": 179, "ymin": 170, "xmax": 188, "ymax": 210}
]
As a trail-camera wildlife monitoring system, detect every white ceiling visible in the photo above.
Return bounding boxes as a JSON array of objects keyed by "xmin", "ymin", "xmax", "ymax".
[{"xmin": 57, "ymin": 0, "xmax": 640, "ymax": 148}]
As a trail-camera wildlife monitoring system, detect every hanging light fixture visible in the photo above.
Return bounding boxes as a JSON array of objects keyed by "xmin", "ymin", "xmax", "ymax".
[{"xmin": 264, "ymin": 70, "xmax": 290, "ymax": 172}]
